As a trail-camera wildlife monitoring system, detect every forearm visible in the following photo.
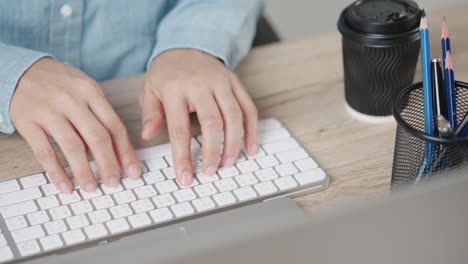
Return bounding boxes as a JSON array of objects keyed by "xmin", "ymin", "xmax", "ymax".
[
  {"xmin": 147, "ymin": 0, "xmax": 264, "ymax": 70},
  {"xmin": 0, "ymin": 43, "xmax": 51, "ymax": 134}
]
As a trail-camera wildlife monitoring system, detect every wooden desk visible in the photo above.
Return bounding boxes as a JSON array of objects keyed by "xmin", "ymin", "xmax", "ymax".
[{"xmin": 1, "ymin": 4, "xmax": 467, "ymax": 210}]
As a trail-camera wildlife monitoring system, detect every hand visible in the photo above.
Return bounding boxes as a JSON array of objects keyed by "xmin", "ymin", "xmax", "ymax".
[
  {"xmin": 140, "ymin": 48, "xmax": 258, "ymax": 186},
  {"xmin": 10, "ymin": 58, "xmax": 141, "ymax": 193}
]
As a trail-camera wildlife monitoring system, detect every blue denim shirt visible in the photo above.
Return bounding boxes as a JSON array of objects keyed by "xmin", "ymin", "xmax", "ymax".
[{"xmin": 0, "ymin": 0, "xmax": 263, "ymax": 134}]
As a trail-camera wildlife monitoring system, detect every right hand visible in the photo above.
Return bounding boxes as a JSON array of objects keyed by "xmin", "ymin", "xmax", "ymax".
[{"xmin": 10, "ymin": 58, "xmax": 141, "ymax": 193}]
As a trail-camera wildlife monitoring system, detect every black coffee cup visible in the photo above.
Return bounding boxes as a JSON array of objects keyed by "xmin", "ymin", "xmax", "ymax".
[{"xmin": 338, "ymin": 0, "xmax": 421, "ymax": 121}]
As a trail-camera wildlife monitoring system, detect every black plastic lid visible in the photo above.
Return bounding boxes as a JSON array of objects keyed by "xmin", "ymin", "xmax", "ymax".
[
  {"xmin": 338, "ymin": 0, "xmax": 421, "ymax": 46},
  {"xmin": 347, "ymin": 0, "xmax": 420, "ymax": 34}
]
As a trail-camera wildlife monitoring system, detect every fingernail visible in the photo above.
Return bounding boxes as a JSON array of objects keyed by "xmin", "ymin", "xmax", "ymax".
[
  {"xmin": 205, "ymin": 165, "xmax": 218, "ymax": 176},
  {"xmin": 180, "ymin": 170, "xmax": 193, "ymax": 186},
  {"xmin": 127, "ymin": 163, "xmax": 142, "ymax": 179},
  {"xmin": 249, "ymin": 144, "xmax": 258, "ymax": 156},
  {"xmin": 223, "ymin": 157, "xmax": 236, "ymax": 167},
  {"xmin": 84, "ymin": 182, "xmax": 97, "ymax": 193},
  {"xmin": 108, "ymin": 177, "xmax": 120, "ymax": 188},
  {"xmin": 59, "ymin": 182, "xmax": 71, "ymax": 193}
]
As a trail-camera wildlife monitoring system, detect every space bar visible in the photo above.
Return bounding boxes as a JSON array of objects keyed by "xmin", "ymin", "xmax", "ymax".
[{"xmin": 0, "ymin": 187, "xmax": 42, "ymax": 207}]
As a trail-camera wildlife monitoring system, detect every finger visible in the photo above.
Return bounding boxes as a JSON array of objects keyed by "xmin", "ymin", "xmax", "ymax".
[
  {"xmin": 139, "ymin": 88, "xmax": 165, "ymax": 140},
  {"xmin": 90, "ymin": 95, "xmax": 142, "ymax": 179},
  {"xmin": 211, "ymin": 87, "xmax": 242, "ymax": 167},
  {"xmin": 64, "ymin": 106, "xmax": 121, "ymax": 188},
  {"xmin": 230, "ymin": 73, "xmax": 258, "ymax": 156},
  {"xmin": 163, "ymin": 96, "xmax": 193, "ymax": 186},
  {"xmin": 44, "ymin": 116, "xmax": 98, "ymax": 192},
  {"xmin": 18, "ymin": 122, "xmax": 73, "ymax": 193},
  {"xmin": 191, "ymin": 93, "xmax": 223, "ymax": 175}
]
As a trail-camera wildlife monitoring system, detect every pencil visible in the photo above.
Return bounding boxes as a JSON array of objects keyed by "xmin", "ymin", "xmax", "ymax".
[
  {"xmin": 445, "ymin": 51, "xmax": 457, "ymax": 130},
  {"xmin": 442, "ymin": 18, "xmax": 457, "ymax": 129}
]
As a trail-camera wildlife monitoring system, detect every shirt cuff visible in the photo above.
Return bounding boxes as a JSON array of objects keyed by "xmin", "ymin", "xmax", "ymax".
[
  {"xmin": 0, "ymin": 45, "xmax": 51, "ymax": 134},
  {"xmin": 146, "ymin": 25, "xmax": 238, "ymax": 71}
]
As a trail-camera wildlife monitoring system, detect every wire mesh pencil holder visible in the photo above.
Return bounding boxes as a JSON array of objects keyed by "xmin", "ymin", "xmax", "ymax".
[{"xmin": 391, "ymin": 80, "xmax": 468, "ymax": 188}]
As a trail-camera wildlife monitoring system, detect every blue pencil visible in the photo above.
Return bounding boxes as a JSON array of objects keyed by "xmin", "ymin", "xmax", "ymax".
[
  {"xmin": 416, "ymin": 10, "xmax": 434, "ymax": 181},
  {"xmin": 442, "ymin": 17, "xmax": 457, "ymax": 129}
]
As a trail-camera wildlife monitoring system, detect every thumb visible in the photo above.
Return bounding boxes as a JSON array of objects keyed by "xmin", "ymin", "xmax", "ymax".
[{"xmin": 140, "ymin": 89, "xmax": 164, "ymax": 140}]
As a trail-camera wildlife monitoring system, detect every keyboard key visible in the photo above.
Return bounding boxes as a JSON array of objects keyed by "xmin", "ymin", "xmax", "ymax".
[
  {"xmin": 213, "ymin": 192, "xmax": 236, "ymax": 207},
  {"xmin": 173, "ymin": 189, "xmax": 196, "ymax": 203},
  {"xmin": 262, "ymin": 138, "xmax": 299, "ymax": 155},
  {"xmin": 40, "ymin": 235, "xmax": 63, "ymax": 251},
  {"xmin": 254, "ymin": 181, "xmax": 278, "ymax": 196},
  {"xmin": 234, "ymin": 173, "xmax": 259, "ymax": 187},
  {"xmin": 233, "ymin": 186, "xmax": 258, "ymax": 201},
  {"xmin": 175, "ymin": 178, "xmax": 199, "ymax": 189},
  {"xmin": 274, "ymin": 176, "xmax": 298, "ymax": 191},
  {"xmin": 215, "ymin": 178, "xmax": 238, "ymax": 192},
  {"xmin": 217, "ymin": 166, "xmax": 239, "ymax": 178},
  {"xmin": 70, "ymin": 200, "xmax": 93, "ymax": 215},
  {"xmin": 67, "ymin": 214, "xmax": 90, "ymax": 230},
  {"xmin": 131, "ymin": 199, "xmax": 154, "ymax": 213},
  {"xmin": 152, "ymin": 194, "xmax": 176, "ymax": 208},
  {"xmin": 11, "ymin": 225, "xmax": 45, "ymax": 243},
  {"xmin": 0, "ymin": 186, "xmax": 42, "ymax": 207},
  {"xmin": 255, "ymin": 168, "xmax": 279, "ymax": 182},
  {"xmin": 192, "ymin": 160, "xmax": 203, "ymax": 173},
  {"xmin": 192, "ymin": 197, "xmax": 215, "ymax": 212},
  {"xmin": 92, "ymin": 195, "xmax": 115, "ymax": 209},
  {"xmin": 149, "ymin": 208, "xmax": 173, "ymax": 223},
  {"xmin": 258, "ymin": 127, "xmax": 290, "ymax": 144},
  {"xmin": 106, "ymin": 218, "xmax": 130, "ymax": 234},
  {"xmin": 274, "ymin": 163, "xmax": 299, "ymax": 177},
  {"xmin": 294, "ymin": 158, "xmax": 318, "ymax": 171},
  {"xmin": 88, "ymin": 209, "xmax": 111, "ymax": 224},
  {"xmin": 162, "ymin": 167, "xmax": 176, "ymax": 180},
  {"xmin": 27, "ymin": 211, "xmax": 50, "ymax": 226},
  {"xmin": 62, "ymin": 229, "xmax": 86, "ymax": 245},
  {"xmin": 255, "ymin": 155, "xmax": 279, "ymax": 168},
  {"xmin": 236, "ymin": 160, "xmax": 260, "ymax": 174},
  {"xmin": 194, "ymin": 183, "xmax": 218, "ymax": 197},
  {"xmin": 145, "ymin": 157, "xmax": 168, "ymax": 171},
  {"xmin": 17, "ymin": 240, "xmax": 40, "ymax": 256},
  {"xmin": 110, "ymin": 204, "xmax": 133, "ymax": 219},
  {"xmin": 113, "ymin": 190, "xmax": 136, "ymax": 204},
  {"xmin": 155, "ymin": 180, "xmax": 178, "ymax": 194},
  {"xmin": 37, "ymin": 196, "xmax": 59, "ymax": 210},
  {"xmin": 276, "ymin": 148, "xmax": 308, "ymax": 163},
  {"xmin": 196, "ymin": 173, "xmax": 219, "ymax": 184},
  {"xmin": 0, "ymin": 246, "xmax": 13, "ymax": 262},
  {"xmin": 0, "ymin": 180, "xmax": 20, "ymax": 194},
  {"xmin": 101, "ymin": 184, "xmax": 123, "ymax": 195},
  {"xmin": 122, "ymin": 178, "xmax": 145, "ymax": 189},
  {"xmin": 134, "ymin": 185, "xmax": 157, "ymax": 199},
  {"xmin": 5, "ymin": 215, "xmax": 28, "ymax": 231},
  {"xmin": 20, "ymin": 173, "xmax": 47, "ymax": 188},
  {"xmin": 49, "ymin": 206, "xmax": 72, "ymax": 220},
  {"xmin": 58, "ymin": 190, "xmax": 81, "ymax": 205},
  {"xmin": 128, "ymin": 213, "xmax": 151, "ymax": 228},
  {"xmin": 42, "ymin": 183, "xmax": 60, "ymax": 196},
  {"xmin": 0, "ymin": 234, "xmax": 6, "ymax": 247},
  {"xmin": 171, "ymin": 202, "xmax": 194, "ymax": 218},
  {"xmin": 44, "ymin": 220, "xmax": 67, "ymax": 235},
  {"xmin": 294, "ymin": 169, "xmax": 326, "ymax": 185},
  {"xmin": 143, "ymin": 171, "xmax": 165, "ymax": 184},
  {"xmin": 84, "ymin": 224, "xmax": 108, "ymax": 239},
  {"xmin": 80, "ymin": 188, "xmax": 103, "ymax": 200},
  {"xmin": 0, "ymin": 200, "xmax": 37, "ymax": 218}
]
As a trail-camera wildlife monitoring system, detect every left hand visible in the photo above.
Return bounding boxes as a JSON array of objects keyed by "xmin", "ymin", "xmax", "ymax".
[{"xmin": 140, "ymin": 48, "xmax": 258, "ymax": 186}]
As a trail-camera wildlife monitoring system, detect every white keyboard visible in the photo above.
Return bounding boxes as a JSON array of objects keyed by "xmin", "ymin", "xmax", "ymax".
[{"xmin": 0, "ymin": 119, "xmax": 328, "ymax": 262}]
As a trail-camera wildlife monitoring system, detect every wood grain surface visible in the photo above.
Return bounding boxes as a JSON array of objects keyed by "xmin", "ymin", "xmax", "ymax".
[{"xmin": 1, "ymin": 4, "xmax": 467, "ymax": 210}]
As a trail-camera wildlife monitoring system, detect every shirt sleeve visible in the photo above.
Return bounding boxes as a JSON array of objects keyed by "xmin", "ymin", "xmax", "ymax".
[
  {"xmin": 146, "ymin": 0, "xmax": 264, "ymax": 70},
  {"xmin": 0, "ymin": 43, "xmax": 52, "ymax": 134}
]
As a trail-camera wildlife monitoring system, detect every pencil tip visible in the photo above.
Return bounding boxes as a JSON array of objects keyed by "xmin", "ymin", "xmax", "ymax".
[
  {"xmin": 421, "ymin": 9, "xmax": 426, "ymax": 18},
  {"xmin": 441, "ymin": 17, "xmax": 449, "ymax": 38},
  {"xmin": 420, "ymin": 10, "xmax": 428, "ymax": 29}
]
